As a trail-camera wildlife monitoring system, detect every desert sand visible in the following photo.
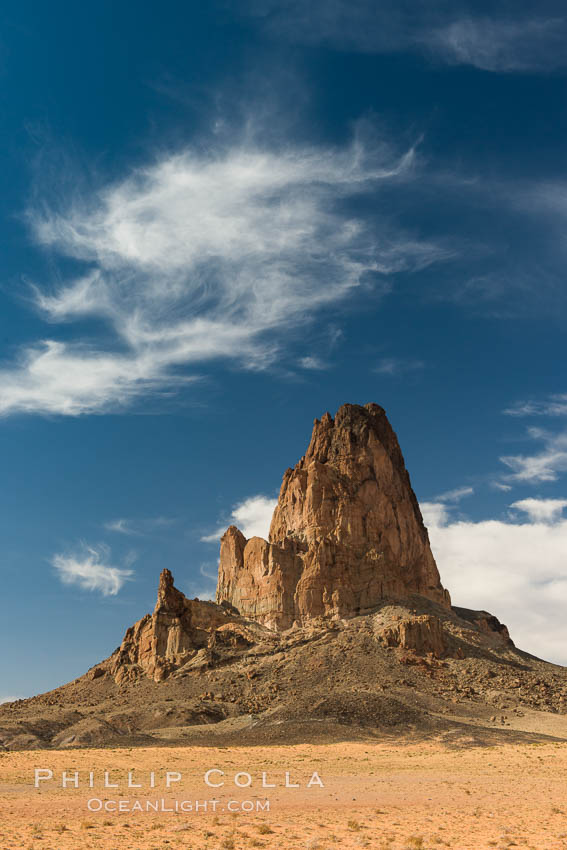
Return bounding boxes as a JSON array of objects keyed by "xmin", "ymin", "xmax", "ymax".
[{"xmin": 2, "ymin": 740, "xmax": 567, "ymax": 850}]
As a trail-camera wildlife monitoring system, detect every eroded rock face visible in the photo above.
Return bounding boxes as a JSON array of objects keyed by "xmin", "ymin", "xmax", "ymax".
[
  {"xmin": 217, "ymin": 527, "xmax": 302, "ymax": 631},
  {"xmin": 217, "ymin": 403, "xmax": 450, "ymax": 630},
  {"xmin": 111, "ymin": 569, "xmax": 241, "ymax": 683},
  {"xmin": 376, "ymin": 614, "xmax": 447, "ymax": 658}
]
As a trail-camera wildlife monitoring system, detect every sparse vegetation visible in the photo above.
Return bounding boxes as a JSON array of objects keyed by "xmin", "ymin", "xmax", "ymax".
[
  {"xmin": 257, "ymin": 823, "xmax": 274, "ymax": 834},
  {"xmin": 404, "ymin": 837, "xmax": 424, "ymax": 849}
]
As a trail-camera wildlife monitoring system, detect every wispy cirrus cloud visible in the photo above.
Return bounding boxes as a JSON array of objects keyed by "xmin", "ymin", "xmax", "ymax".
[
  {"xmin": 485, "ymin": 394, "xmax": 567, "ymax": 490},
  {"xmin": 202, "ymin": 494, "xmax": 277, "ymax": 543},
  {"xmin": 500, "ymin": 427, "xmax": 567, "ymax": 483},
  {"xmin": 435, "ymin": 485, "xmax": 474, "ymax": 503},
  {"xmin": 505, "ymin": 394, "xmax": 567, "ymax": 417},
  {"xmin": 104, "ymin": 519, "xmax": 136, "ymax": 535},
  {"xmin": 421, "ymin": 496, "xmax": 567, "ymax": 664},
  {"xmin": 298, "ymin": 355, "xmax": 330, "ymax": 371},
  {"xmin": 104, "ymin": 516, "xmax": 175, "ymax": 536},
  {"xmin": 373, "ymin": 357, "xmax": 424, "ymax": 376},
  {"xmin": 51, "ymin": 543, "xmax": 135, "ymax": 596},
  {"xmin": 490, "ymin": 481, "xmax": 512, "ymax": 492},
  {"xmin": 245, "ymin": 1, "xmax": 567, "ymax": 73},
  {"xmin": 0, "ymin": 132, "xmax": 451, "ymax": 417},
  {"xmin": 426, "ymin": 15, "xmax": 566, "ymax": 72}
]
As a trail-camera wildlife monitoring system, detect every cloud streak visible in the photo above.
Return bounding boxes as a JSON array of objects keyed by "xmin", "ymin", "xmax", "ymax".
[
  {"xmin": 373, "ymin": 357, "xmax": 424, "ymax": 376},
  {"xmin": 505, "ymin": 394, "xmax": 567, "ymax": 417},
  {"xmin": 104, "ymin": 516, "xmax": 175, "ymax": 536},
  {"xmin": 426, "ymin": 15, "xmax": 567, "ymax": 72},
  {"xmin": 246, "ymin": 1, "xmax": 567, "ymax": 73},
  {"xmin": 435, "ymin": 485, "xmax": 474, "ymax": 503},
  {"xmin": 51, "ymin": 544, "xmax": 134, "ymax": 596},
  {"xmin": 500, "ymin": 427, "xmax": 567, "ymax": 483},
  {"xmin": 0, "ymin": 134, "xmax": 451, "ymax": 417}
]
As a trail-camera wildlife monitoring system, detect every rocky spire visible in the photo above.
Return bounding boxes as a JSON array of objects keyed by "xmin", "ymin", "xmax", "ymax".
[
  {"xmin": 216, "ymin": 403, "xmax": 450, "ymax": 629},
  {"xmin": 111, "ymin": 569, "xmax": 241, "ymax": 683},
  {"xmin": 155, "ymin": 567, "xmax": 188, "ymax": 616}
]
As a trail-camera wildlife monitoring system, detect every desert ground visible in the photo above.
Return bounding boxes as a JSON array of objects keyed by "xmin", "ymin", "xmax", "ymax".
[{"xmin": 2, "ymin": 739, "xmax": 567, "ymax": 850}]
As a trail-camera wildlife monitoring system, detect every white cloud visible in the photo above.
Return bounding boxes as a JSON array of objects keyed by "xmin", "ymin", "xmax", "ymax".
[
  {"xmin": 104, "ymin": 516, "xmax": 175, "ymax": 535},
  {"xmin": 201, "ymin": 530, "xmax": 226, "ymax": 545},
  {"xmin": 0, "ymin": 339, "xmax": 185, "ymax": 417},
  {"xmin": 51, "ymin": 544, "xmax": 134, "ymax": 596},
  {"xmin": 510, "ymin": 497, "xmax": 567, "ymax": 524},
  {"xmin": 0, "ymin": 696, "xmax": 20, "ymax": 705},
  {"xmin": 299, "ymin": 356, "xmax": 329, "ymax": 370},
  {"xmin": 232, "ymin": 495, "xmax": 278, "ymax": 538},
  {"xmin": 105, "ymin": 519, "xmax": 136, "ymax": 535},
  {"xmin": 499, "ymin": 399, "xmax": 567, "ymax": 484},
  {"xmin": 421, "ymin": 501, "xmax": 450, "ymax": 528},
  {"xmin": 500, "ymin": 427, "xmax": 567, "ymax": 483},
  {"xmin": 247, "ymin": 2, "xmax": 567, "ymax": 73},
  {"xmin": 202, "ymin": 494, "xmax": 277, "ymax": 543},
  {"xmin": 427, "ymin": 16, "xmax": 566, "ymax": 72},
  {"xmin": 505, "ymin": 394, "xmax": 567, "ymax": 417},
  {"xmin": 373, "ymin": 357, "xmax": 424, "ymax": 376},
  {"xmin": 490, "ymin": 481, "xmax": 512, "ymax": 492},
  {"xmin": 423, "ymin": 500, "xmax": 567, "ymax": 664},
  {"xmin": 0, "ymin": 134, "xmax": 451, "ymax": 417},
  {"xmin": 435, "ymin": 485, "xmax": 474, "ymax": 503}
]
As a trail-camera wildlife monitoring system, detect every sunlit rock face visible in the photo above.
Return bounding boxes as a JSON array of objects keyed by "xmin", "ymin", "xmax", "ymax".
[
  {"xmin": 111, "ymin": 568, "xmax": 242, "ymax": 683},
  {"xmin": 216, "ymin": 403, "xmax": 451, "ymax": 630}
]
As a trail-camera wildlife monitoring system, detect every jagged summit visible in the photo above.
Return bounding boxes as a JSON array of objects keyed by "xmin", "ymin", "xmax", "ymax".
[
  {"xmin": 107, "ymin": 567, "xmax": 248, "ymax": 684},
  {"xmin": 216, "ymin": 403, "xmax": 450, "ymax": 630}
]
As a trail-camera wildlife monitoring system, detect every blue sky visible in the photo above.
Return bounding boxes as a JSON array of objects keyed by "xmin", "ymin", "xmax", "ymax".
[{"xmin": 1, "ymin": 0, "xmax": 567, "ymax": 700}]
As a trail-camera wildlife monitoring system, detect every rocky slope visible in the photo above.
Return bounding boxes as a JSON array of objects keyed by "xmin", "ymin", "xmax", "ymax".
[
  {"xmin": 2, "ymin": 575, "xmax": 566, "ymax": 750},
  {"xmin": 1, "ymin": 402, "xmax": 566, "ymax": 750}
]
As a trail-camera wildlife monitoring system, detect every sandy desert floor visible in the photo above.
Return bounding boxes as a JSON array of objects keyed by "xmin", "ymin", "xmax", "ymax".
[{"xmin": 1, "ymin": 740, "xmax": 567, "ymax": 850}]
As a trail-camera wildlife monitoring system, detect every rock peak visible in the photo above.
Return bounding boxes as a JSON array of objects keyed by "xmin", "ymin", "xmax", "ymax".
[
  {"xmin": 269, "ymin": 402, "xmax": 423, "ymax": 548},
  {"xmin": 217, "ymin": 403, "xmax": 450, "ymax": 629},
  {"xmin": 111, "ymin": 569, "xmax": 245, "ymax": 683},
  {"xmin": 155, "ymin": 567, "xmax": 186, "ymax": 615},
  {"xmin": 158, "ymin": 567, "xmax": 174, "ymax": 595}
]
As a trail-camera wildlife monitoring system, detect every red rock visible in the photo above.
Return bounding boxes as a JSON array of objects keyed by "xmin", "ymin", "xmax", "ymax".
[
  {"xmin": 110, "ymin": 568, "xmax": 241, "ymax": 682},
  {"xmin": 217, "ymin": 403, "xmax": 450, "ymax": 629},
  {"xmin": 376, "ymin": 614, "xmax": 447, "ymax": 658}
]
